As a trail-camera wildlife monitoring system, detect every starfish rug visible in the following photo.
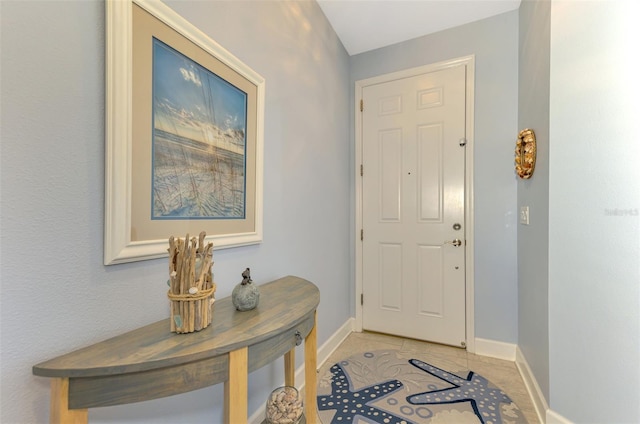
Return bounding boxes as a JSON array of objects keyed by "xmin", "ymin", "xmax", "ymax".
[{"xmin": 317, "ymin": 350, "xmax": 525, "ymax": 424}]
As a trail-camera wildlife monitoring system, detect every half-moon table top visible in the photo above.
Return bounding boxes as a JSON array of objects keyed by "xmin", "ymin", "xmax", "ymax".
[{"xmin": 33, "ymin": 276, "xmax": 320, "ymax": 379}]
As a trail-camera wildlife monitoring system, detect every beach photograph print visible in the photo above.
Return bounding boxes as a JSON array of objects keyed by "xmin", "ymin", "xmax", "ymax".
[{"xmin": 152, "ymin": 38, "xmax": 247, "ymax": 220}]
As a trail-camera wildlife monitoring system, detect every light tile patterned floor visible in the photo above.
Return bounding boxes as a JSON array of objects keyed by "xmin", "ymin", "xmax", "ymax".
[{"xmin": 316, "ymin": 331, "xmax": 539, "ymax": 423}]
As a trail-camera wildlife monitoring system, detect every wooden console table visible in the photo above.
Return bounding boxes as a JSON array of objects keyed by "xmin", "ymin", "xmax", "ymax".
[{"xmin": 33, "ymin": 276, "xmax": 320, "ymax": 423}]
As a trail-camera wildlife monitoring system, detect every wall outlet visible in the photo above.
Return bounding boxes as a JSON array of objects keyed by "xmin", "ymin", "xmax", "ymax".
[{"xmin": 520, "ymin": 206, "xmax": 530, "ymax": 225}]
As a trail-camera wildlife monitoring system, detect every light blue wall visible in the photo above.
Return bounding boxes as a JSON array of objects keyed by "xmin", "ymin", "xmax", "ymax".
[
  {"xmin": 517, "ymin": 0, "xmax": 550, "ymax": 402},
  {"xmin": 548, "ymin": 1, "xmax": 640, "ymax": 421},
  {"xmin": 349, "ymin": 11, "xmax": 520, "ymax": 343},
  {"xmin": 0, "ymin": 1, "xmax": 350, "ymax": 422}
]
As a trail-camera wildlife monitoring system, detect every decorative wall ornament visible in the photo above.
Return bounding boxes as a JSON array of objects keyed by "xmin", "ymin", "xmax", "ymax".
[{"xmin": 515, "ymin": 128, "xmax": 536, "ymax": 179}]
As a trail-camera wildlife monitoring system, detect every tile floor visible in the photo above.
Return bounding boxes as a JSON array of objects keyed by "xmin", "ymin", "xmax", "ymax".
[{"xmin": 315, "ymin": 331, "xmax": 539, "ymax": 423}]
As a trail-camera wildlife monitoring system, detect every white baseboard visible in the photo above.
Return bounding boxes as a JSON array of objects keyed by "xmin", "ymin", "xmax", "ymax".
[
  {"xmin": 546, "ymin": 408, "xmax": 572, "ymax": 424},
  {"xmin": 248, "ymin": 318, "xmax": 355, "ymax": 424},
  {"xmin": 516, "ymin": 346, "xmax": 549, "ymax": 424},
  {"xmin": 474, "ymin": 337, "xmax": 516, "ymax": 361},
  {"xmin": 317, "ymin": 318, "xmax": 356, "ymax": 371},
  {"xmin": 513, "ymin": 348, "xmax": 574, "ymax": 424}
]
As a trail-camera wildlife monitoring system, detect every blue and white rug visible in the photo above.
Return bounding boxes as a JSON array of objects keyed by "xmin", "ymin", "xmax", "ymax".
[{"xmin": 317, "ymin": 350, "xmax": 525, "ymax": 424}]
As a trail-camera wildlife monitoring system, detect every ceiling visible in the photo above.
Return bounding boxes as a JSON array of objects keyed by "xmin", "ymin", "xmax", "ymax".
[{"xmin": 316, "ymin": 0, "xmax": 522, "ymax": 56}]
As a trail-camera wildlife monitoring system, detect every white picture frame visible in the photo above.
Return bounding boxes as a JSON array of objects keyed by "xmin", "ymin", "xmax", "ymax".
[{"xmin": 105, "ymin": 0, "xmax": 264, "ymax": 265}]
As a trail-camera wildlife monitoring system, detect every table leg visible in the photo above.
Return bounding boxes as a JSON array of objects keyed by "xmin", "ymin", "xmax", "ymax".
[
  {"xmin": 284, "ymin": 348, "xmax": 295, "ymax": 386},
  {"xmin": 50, "ymin": 378, "xmax": 88, "ymax": 424},
  {"xmin": 304, "ymin": 311, "xmax": 317, "ymax": 424},
  {"xmin": 224, "ymin": 347, "xmax": 248, "ymax": 424}
]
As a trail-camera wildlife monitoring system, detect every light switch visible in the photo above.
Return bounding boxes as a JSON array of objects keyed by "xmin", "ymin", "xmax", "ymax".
[{"xmin": 520, "ymin": 206, "xmax": 530, "ymax": 225}]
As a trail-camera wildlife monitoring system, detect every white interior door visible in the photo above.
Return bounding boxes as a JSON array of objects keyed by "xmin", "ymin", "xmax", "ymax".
[{"xmin": 361, "ymin": 64, "xmax": 467, "ymax": 347}]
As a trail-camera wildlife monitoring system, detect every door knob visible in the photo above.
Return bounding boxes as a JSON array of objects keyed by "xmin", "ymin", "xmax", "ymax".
[{"xmin": 445, "ymin": 239, "xmax": 462, "ymax": 247}]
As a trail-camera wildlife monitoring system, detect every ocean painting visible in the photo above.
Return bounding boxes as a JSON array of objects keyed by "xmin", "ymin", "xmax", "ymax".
[{"xmin": 152, "ymin": 38, "xmax": 247, "ymax": 220}]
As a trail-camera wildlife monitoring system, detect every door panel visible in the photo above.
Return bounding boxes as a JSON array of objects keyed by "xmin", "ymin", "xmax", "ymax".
[
  {"xmin": 361, "ymin": 64, "xmax": 466, "ymax": 347},
  {"xmin": 379, "ymin": 130, "xmax": 402, "ymax": 222},
  {"xmin": 379, "ymin": 243, "xmax": 402, "ymax": 311},
  {"xmin": 418, "ymin": 123, "xmax": 443, "ymax": 222},
  {"xmin": 417, "ymin": 245, "xmax": 444, "ymax": 317}
]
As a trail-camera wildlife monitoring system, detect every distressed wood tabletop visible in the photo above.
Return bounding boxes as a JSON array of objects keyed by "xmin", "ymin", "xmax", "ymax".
[{"xmin": 33, "ymin": 275, "xmax": 320, "ymax": 423}]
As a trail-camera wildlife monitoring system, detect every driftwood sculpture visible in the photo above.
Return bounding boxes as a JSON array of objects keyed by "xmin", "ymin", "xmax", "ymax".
[{"xmin": 167, "ymin": 231, "xmax": 215, "ymax": 333}]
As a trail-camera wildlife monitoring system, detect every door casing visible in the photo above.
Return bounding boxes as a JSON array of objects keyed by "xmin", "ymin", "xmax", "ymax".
[{"xmin": 354, "ymin": 55, "xmax": 476, "ymax": 353}]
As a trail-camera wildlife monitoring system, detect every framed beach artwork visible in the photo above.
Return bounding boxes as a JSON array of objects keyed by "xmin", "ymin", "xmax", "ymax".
[{"xmin": 105, "ymin": 0, "xmax": 264, "ymax": 265}]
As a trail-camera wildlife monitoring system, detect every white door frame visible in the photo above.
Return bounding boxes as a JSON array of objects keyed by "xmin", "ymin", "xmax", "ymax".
[{"xmin": 354, "ymin": 55, "xmax": 476, "ymax": 353}]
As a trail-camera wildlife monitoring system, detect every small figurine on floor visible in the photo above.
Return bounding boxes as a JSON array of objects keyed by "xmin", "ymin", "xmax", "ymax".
[{"xmin": 232, "ymin": 268, "xmax": 260, "ymax": 311}]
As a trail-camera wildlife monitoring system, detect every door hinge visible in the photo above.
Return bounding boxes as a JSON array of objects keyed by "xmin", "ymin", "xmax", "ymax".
[
  {"xmin": 360, "ymin": 229, "xmax": 363, "ymax": 241},
  {"xmin": 360, "ymin": 164, "xmax": 363, "ymax": 176},
  {"xmin": 360, "ymin": 99, "xmax": 363, "ymax": 112},
  {"xmin": 361, "ymin": 293, "xmax": 364, "ymax": 305}
]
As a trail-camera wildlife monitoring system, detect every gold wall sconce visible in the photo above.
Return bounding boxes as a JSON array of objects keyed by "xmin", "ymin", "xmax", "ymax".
[{"xmin": 515, "ymin": 128, "xmax": 536, "ymax": 179}]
